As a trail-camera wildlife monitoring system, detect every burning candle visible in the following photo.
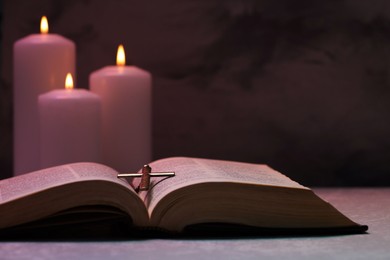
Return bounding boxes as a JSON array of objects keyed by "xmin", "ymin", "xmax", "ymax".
[
  {"xmin": 13, "ymin": 16, "xmax": 75, "ymax": 175},
  {"xmin": 39, "ymin": 73, "xmax": 101, "ymax": 168},
  {"xmin": 90, "ymin": 45, "xmax": 152, "ymax": 172}
]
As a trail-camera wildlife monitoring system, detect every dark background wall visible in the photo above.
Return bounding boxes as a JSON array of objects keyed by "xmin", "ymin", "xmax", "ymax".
[{"xmin": 1, "ymin": 0, "xmax": 390, "ymax": 186}]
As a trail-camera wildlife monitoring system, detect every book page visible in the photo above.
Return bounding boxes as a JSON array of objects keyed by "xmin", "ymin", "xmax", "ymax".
[
  {"xmin": 0, "ymin": 163, "xmax": 151, "ymax": 230},
  {"xmin": 138, "ymin": 157, "xmax": 308, "ymax": 214},
  {"xmin": 0, "ymin": 162, "xmax": 133, "ymax": 203}
]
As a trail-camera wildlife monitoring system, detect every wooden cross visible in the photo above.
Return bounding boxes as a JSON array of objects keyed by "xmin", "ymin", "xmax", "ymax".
[{"xmin": 117, "ymin": 165, "xmax": 175, "ymax": 191}]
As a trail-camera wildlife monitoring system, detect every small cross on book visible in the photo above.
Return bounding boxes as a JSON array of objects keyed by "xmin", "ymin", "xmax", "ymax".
[{"xmin": 117, "ymin": 165, "xmax": 175, "ymax": 191}]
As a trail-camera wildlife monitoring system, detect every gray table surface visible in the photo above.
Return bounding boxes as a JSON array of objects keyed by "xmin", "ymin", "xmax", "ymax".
[{"xmin": 0, "ymin": 188, "xmax": 389, "ymax": 260}]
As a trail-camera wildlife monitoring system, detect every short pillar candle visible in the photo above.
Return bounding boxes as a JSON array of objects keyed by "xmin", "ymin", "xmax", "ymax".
[{"xmin": 39, "ymin": 73, "xmax": 101, "ymax": 168}]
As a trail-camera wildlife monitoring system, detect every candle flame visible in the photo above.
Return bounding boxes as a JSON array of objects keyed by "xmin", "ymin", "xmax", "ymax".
[
  {"xmin": 65, "ymin": 73, "xmax": 74, "ymax": 90},
  {"xmin": 40, "ymin": 16, "xmax": 49, "ymax": 34},
  {"xmin": 116, "ymin": 44, "xmax": 126, "ymax": 66}
]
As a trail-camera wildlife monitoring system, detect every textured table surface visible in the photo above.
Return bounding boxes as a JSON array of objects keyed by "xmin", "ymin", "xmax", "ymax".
[{"xmin": 0, "ymin": 188, "xmax": 389, "ymax": 260}]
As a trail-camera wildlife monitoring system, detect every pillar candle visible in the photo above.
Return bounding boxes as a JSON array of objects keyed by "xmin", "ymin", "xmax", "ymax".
[
  {"xmin": 39, "ymin": 73, "xmax": 101, "ymax": 168},
  {"xmin": 90, "ymin": 45, "xmax": 152, "ymax": 172},
  {"xmin": 13, "ymin": 16, "xmax": 75, "ymax": 175}
]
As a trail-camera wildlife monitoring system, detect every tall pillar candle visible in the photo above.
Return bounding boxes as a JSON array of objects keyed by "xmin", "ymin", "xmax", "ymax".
[
  {"xmin": 13, "ymin": 16, "xmax": 75, "ymax": 175},
  {"xmin": 39, "ymin": 73, "xmax": 101, "ymax": 168},
  {"xmin": 90, "ymin": 45, "xmax": 151, "ymax": 172}
]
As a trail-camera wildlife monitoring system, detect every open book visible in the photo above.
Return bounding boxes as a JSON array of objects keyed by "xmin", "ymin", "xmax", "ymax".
[{"xmin": 0, "ymin": 157, "xmax": 367, "ymax": 238}]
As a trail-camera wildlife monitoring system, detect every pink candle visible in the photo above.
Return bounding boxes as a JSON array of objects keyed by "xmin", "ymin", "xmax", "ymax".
[
  {"xmin": 90, "ymin": 45, "xmax": 152, "ymax": 172},
  {"xmin": 13, "ymin": 16, "xmax": 75, "ymax": 175},
  {"xmin": 39, "ymin": 73, "xmax": 101, "ymax": 168}
]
